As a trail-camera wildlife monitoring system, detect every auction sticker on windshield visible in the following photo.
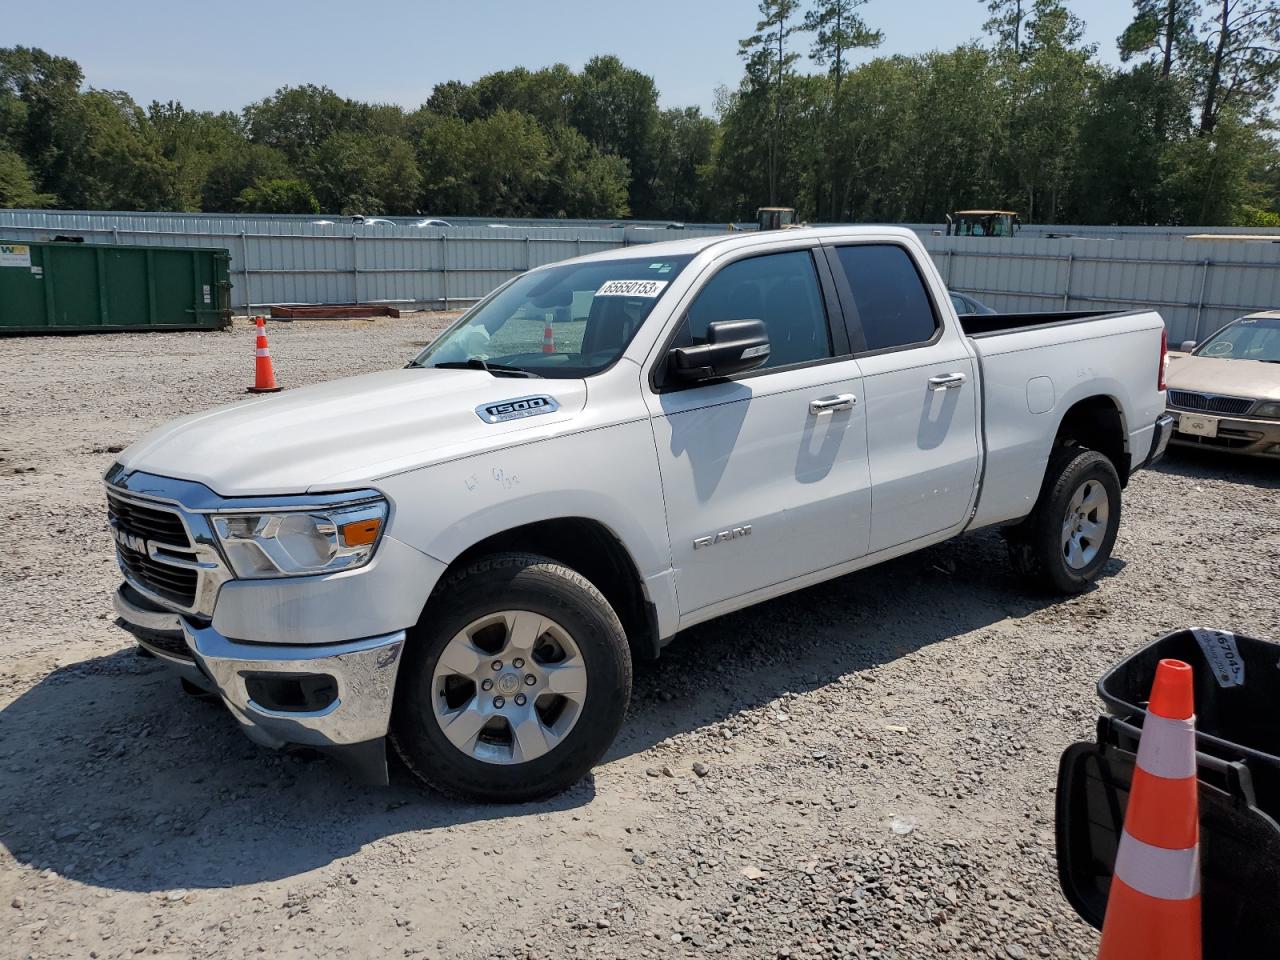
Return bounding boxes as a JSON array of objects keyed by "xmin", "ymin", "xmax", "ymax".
[{"xmin": 596, "ymin": 279, "xmax": 668, "ymax": 298}]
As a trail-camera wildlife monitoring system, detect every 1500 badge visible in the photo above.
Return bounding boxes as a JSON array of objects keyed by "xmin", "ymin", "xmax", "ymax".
[{"xmin": 476, "ymin": 395, "xmax": 560, "ymax": 424}]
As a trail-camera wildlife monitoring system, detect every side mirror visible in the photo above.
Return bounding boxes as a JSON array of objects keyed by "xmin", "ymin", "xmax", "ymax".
[
  {"xmin": 668, "ymin": 319, "xmax": 771, "ymax": 383},
  {"xmin": 1180, "ymin": 340, "xmax": 1197, "ymax": 353}
]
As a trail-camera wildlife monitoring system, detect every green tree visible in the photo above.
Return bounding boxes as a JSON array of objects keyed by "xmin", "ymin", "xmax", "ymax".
[
  {"xmin": 995, "ymin": 1, "xmax": 1098, "ymax": 222},
  {"xmin": 0, "ymin": 146, "xmax": 53, "ymax": 207},
  {"xmin": 1194, "ymin": 0, "xmax": 1280, "ymax": 134},
  {"xmin": 463, "ymin": 110, "xmax": 552, "ymax": 217},
  {"xmin": 0, "ymin": 46, "xmax": 84, "ymax": 204},
  {"xmin": 571, "ymin": 56, "xmax": 658, "ymax": 215},
  {"xmin": 804, "ymin": 0, "xmax": 884, "ymax": 218},
  {"xmin": 739, "ymin": 0, "xmax": 804, "ymax": 205},
  {"xmin": 544, "ymin": 123, "xmax": 630, "ymax": 218},
  {"xmin": 1165, "ymin": 109, "xmax": 1275, "ymax": 218},
  {"xmin": 903, "ymin": 47, "xmax": 1008, "ymax": 220},
  {"xmin": 236, "ymin": 176, "xmax": 319, "ymax": 213},
  {"xmin": 147, "ymin": 101, "xmax": 246, "ymax": 210},
  {"xmin": 1119, "ymin": 0, "xmax": 1202, "ymax": 77},
  {"xmin": 308, "ymin": 131, "xmax": 420, "ymax": 214},
  {"xmin": 244, "ymin": 85, "xmax": 356, "ymax": 164},
  {"xmin": 1074, "ymin": 65, "xmax": 1186, "ymax": 222},
  {"xmin": 803, "ymin": 0, "xmax": 883, "ymax": 91},
  {"xmin": 985, "ymin": 0, "xmax": 1028, "ymax": 55},
  {"xmin": 56, "ymin": 90, "xmax": 175, "ymax": 210},
  {"xmin": 650, "ymin": 107, "xmax": 719, "ymax": 221},
  {"xmin": 416, "ymin": 113, "xmax": 478, "ymax": 214},
  {"xmin": 201, "ymin": 142, "xmax": 292, "ymax": 212}
]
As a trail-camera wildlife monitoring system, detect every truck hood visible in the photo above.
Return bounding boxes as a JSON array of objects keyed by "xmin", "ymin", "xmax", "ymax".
[
  {"xmin": 1166, "ymin": 354, "xmax": 1280, "ymax": 401},
  {"xmin": 117, "ymin": 368, "xmax": 587, "ymax": 495}
]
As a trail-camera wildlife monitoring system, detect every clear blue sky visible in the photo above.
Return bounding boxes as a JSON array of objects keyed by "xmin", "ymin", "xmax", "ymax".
[{"xmin": 8, "ymin": 0, "xmax": 1132, "ymax": 114}]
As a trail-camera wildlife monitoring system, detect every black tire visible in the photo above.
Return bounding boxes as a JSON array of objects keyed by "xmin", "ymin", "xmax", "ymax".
[
  {"xmin": 1005, "ymin": 446, "xmax": 1122, "ymax": 594},
  {"xmin": 390, "ymin": 553, "xmax": 632, "ymax": 803}
]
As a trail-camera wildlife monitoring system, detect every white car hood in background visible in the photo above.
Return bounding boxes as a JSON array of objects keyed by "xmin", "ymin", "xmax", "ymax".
[
  {"xmin": 117, "ymin": 368, "xmax": 587, "ymax": 495},
  {"xmin": 1166, "ymin": 354, "xmax": 1280, "ymax": 401}
]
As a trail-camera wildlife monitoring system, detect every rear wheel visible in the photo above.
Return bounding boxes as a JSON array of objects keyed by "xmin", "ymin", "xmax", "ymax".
[
  {"xmin": 390, "ymin": 553, "xmax": 631, "ymax": 802},
  {"xmin": 1006, "ymin": 447, "xmax": 1122, "ymax": 594}
]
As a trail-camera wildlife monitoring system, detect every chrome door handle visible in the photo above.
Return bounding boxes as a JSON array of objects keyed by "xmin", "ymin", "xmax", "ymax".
[
  {"xmin": 809, "ymin": 393, "xmax": 858, "ymax": 415},
  {"xmin": 928, "ymin": 372, "xmax": 967, "ymax": 390}
]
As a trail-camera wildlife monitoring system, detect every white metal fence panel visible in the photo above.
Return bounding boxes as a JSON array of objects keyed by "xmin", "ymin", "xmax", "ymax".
[
  {"xmin": 2, "ymin": 211, "xmax": 1279, "ymax": 343},
  {"xmin": 923, "ymin": 236, "xmax": 1280, "ymax": 343}
]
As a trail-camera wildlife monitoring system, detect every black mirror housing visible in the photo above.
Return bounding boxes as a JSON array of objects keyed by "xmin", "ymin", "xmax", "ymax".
[{"xmin": 668, "ymin": 319, "xmax": 771, "ymax": 383}]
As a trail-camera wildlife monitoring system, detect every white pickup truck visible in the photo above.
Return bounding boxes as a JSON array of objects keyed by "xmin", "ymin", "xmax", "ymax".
[{"xmin": 109, "ymin": 227, "xmax": 1173, "ymax": 800}]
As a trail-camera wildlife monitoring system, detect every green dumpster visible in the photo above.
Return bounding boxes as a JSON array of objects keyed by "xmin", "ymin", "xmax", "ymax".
[{"xmin": 0, "ymin": 240, "xmax": 232, "ymax": 334}]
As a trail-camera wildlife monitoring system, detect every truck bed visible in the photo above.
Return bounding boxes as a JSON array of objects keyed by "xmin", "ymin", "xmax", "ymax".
[
  {"xmin": 959, "ymin": 310, "xmax": 1137, "ymax": 338},
  {"xmin": 960, "ymin": 307, "xmax": 1167, "ymax": 532}
]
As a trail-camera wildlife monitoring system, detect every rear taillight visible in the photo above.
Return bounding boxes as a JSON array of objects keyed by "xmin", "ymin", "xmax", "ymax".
[{"xmin": 1158, "ymin": 328, "xmax": 1169, "ymax": 391}]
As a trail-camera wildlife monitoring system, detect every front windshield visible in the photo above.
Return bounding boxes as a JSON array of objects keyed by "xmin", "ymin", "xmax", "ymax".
[
  {"xmin": 1195, "ymin": 316, "xmax": 1280, "ymax": 362},
  {"xmin": 412, "ymin": 254, "xmax": 693, "ymax": 377}
]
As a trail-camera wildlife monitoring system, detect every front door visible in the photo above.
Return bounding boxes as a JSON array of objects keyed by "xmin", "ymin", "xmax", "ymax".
[{"xmin": 645, "ymin": 248, "xmax": 872, "ymax": 615}]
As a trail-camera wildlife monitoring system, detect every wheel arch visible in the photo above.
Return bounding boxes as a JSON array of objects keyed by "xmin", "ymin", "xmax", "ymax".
[
  {"xmin": 1051, "ymin": 394, "xmax": 1130, "ymax": 486},
  {"xmin": 423, "ymin": 517, "xmax": 661, "ymax": 663}
]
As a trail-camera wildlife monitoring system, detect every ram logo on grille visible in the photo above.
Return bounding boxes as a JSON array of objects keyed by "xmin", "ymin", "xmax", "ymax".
[
  {"xmin": 475, "ymin": 395, "xmax": 560, "ymax": 424},
  {"xmin": 113, "ymin": 526, "xmax": 148, "ymax": 554}
]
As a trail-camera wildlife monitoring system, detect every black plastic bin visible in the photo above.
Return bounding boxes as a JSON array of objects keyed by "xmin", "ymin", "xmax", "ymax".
[
  {"xmin": 1099, "ymin": 628, "xmax": 1280, "ymax": 772},
  {"xmin": 1056, "ymin": 628, "xmax": 1280, "ymax": 957}
]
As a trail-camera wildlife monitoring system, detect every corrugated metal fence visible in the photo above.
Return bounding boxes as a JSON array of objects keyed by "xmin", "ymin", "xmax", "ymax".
[
  {"xmin": 923, "ymin": 235, "xmax": 1280, "ymax": 344},
  {"xmin": 2, "ymin": 210, "xmax": 1279, "ymax": 343},
  {"xmin": 0, "ymin": 211, "xmax": 714, "ymax": 313}
]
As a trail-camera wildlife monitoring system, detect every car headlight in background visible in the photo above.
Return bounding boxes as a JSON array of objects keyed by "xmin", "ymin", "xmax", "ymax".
[
  {"xmin": 1253, "ymin": 401, "xmax": 1280, "ymax": 419},
  {"xmin": 212, "ymin": 498, "xmax": 388, "ymax": 579}
]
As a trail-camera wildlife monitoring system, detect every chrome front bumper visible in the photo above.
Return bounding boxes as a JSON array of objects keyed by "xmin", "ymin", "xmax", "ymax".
[
  {"xmin": 114, "ymin": 582, "xmax": 405, "ymax": 759},
  {"xmin": 181, "ymin": 620, "xmax": 405, "ymax": 750}
]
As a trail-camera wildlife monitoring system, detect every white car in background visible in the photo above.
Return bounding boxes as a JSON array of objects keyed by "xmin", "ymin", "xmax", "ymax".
[{"xmin": 1166, "ymin": 312, "xmax": 1280, "ymax": 459}]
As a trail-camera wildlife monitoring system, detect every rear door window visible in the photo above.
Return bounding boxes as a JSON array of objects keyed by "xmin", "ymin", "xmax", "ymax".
[{"xmin": 832, "ymin": 245, "xmax": 939, "ymax": 352}]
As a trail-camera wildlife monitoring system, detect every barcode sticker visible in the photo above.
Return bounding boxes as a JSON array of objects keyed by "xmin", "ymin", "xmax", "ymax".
[
  {"xmin": 1192, "ymin": 627, "xmax": 1245, "ymax": 687},
  {"xmin": 595, "ymin": 279, "xmax": 668, "ymax": 298}
]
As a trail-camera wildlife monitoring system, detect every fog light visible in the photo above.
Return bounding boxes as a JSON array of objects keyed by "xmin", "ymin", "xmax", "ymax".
[{"xmin": 244, "ymin": 674, "xmax": 337, "ymax": 713}]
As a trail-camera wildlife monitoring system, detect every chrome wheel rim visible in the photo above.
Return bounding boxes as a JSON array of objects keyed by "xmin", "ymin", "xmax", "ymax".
[
  {"xmin": 1061, "ymin": 479, "xmax": 1110, "ymax": 570},
  {"xmin": 431, "ymin": 610, "xmax": 588, "ymax": 765}
]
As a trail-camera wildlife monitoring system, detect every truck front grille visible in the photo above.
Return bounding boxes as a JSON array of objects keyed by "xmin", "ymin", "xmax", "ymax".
[
  {"xmin": 107, "ymin": 491, "xmax": 199, "ymax": 610},
  {"xmin": 1168, "ymin": 391, "xmax": 1255, "ymax": 416}
]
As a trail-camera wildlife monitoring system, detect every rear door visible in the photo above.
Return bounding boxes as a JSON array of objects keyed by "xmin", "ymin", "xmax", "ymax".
[
  {"xmin": 644, "ymin": 245, "xmax": 872, "ymax": 615},
  {"xmin": 825, "ymin": 242, "xmax": 981, "ymax": 553}
]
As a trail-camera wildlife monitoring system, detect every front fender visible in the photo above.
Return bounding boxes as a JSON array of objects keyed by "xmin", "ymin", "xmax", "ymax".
[{"xmin": 375, "ymin": 420, "xmax": 677, "ymax": 630}]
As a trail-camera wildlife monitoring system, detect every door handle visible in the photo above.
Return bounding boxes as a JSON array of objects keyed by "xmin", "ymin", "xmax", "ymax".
[
  {"xmin": 809, "ymin": 393, "xmax": 858, "ymax": 415},
  {"xmin": 928, "ymin": 372, "xmax": 967, "ymax": 390}
]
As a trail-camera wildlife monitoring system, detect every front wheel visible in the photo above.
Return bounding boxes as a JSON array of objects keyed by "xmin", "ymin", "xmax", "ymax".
[
  {"xmin": 390, "ymin": 553, "xmax": 632, "ymax": 802},
  {"xmin": 1006, "ymin": 447, "xmax": 1122, "ymax": 594}
]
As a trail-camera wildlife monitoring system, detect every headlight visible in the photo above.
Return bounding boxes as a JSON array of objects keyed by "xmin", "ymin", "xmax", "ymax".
[
  {"xmin": 212, "ymin": 498, "xmax": 388, "ymax": 579},
  {"xmin": 1254, "ymin": 401, "xmax": 1280, "ymax": 419}
]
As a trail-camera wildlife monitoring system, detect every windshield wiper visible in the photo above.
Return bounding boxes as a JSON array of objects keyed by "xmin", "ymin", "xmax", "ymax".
[{"xmin": 427, "ymin": 358, "xmax": 543, "ymax": 378}]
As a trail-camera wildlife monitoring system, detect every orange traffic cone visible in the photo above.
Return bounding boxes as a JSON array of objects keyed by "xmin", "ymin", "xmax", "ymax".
[
  {"xmin": 542, "ymin": 318, "xmax": 555, "ymax": 354},
  {"xmin": 247, "ymin": 315, "xmax": 282, "ymax": 393},
  {"xmin": 1098, "ymin": 658, "xmax": 1201, "ymax": 960}
]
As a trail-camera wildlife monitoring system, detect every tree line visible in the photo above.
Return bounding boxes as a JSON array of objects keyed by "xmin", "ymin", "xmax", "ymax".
[{"xmin": 2, "ymin": 0, "xmax": 1279, "ymax": 225}]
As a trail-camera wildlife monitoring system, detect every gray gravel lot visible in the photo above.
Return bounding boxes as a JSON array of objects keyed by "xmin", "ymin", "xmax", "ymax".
[{"xmin": 1, "ymin": 316, "xmax": 1277, "ymax": 960}]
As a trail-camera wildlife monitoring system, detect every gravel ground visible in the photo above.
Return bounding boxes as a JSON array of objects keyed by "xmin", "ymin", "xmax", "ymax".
[{"xmin": 1, "ymin": 316, "xmax": 1277, "ymax": 960}]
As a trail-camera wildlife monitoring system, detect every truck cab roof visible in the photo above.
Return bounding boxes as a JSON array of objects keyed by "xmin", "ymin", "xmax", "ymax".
[{"xmin": 567, "ymin": 225, "xmax": 920, "ymax": 266}]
